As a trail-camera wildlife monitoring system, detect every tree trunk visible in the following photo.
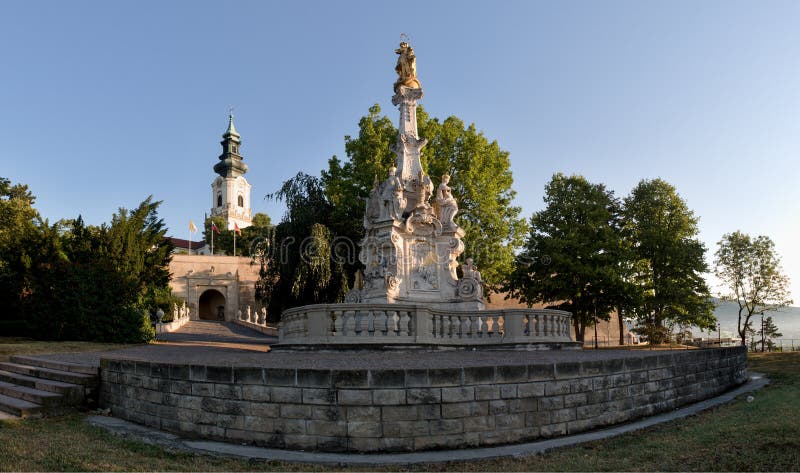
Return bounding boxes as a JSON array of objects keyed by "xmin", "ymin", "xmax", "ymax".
[
  {"xmin": 573, "ymin": 318, "xmax": 583, "ymax": 342},
  {"xmin": 618, "ymin": 307, "xmax": 625, "ymax": 346}
]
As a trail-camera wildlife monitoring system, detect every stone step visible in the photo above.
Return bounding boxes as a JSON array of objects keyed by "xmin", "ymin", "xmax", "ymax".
[
  {"xmin": 0, "ymin": 369, "xmax": 84, "ymax": 400},
  {"xmin": 0, "ymin": 362, "xmax": 97, "ymax": 386},
  {"xmin": 0, "ymin": 380, "xmax": 65, "ymax": 407},
  {"xmin": 10, "ymin": 355, "xmax": 98, "ymax": 376},
  {"xmin": 0, "ymin": 392, "xmax": 42, "ymax": 418}
]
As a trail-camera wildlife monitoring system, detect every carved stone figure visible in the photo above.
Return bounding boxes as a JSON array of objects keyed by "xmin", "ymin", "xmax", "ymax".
[
  {"xmin": 394, "ymin": 42, "xmax": 421, "ymax": 92},
  {"xmin": 237, "ymin": 309, "xmax": 242, "ymax": 320},
  {"xmin": 354, "ymin": 269, "xmax": 365, "ymax": 290},
  {"xmin": 382, "ymin": 167, "xmax": 406, "ymax": 220},
  {"xmin": 461, "ymin": 258, "xmax": 482, "ymax": 282},
  {"xmin": 365, "ymin": 174, "xmax": 382, "ymax": 223},
  {"xmin": 435, "ymin": 174, "xmax": 458, "ymax": 230},
  {"xmin": 247, "ymin": 305, "xmax": 252, "ymax": 323},
  {"xmin": 413, "ymin": 170, "xmax": 434, "ymax": 210},
  {"xmin": 258, "ymin": 307, "xmax": 267, "ymax": 325}
]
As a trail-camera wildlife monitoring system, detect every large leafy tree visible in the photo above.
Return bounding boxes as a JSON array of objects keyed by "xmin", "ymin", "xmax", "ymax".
[
  {"xmin": 322, "ymin": 104, "xmax": 527, "ymax": 289},
  {"xmin": 1, "ymin": 177, "xmax": 173, "ymax": 343},
  {"xmin": 623, "ymin": 179, "xmax": 715, "ymax": 343},
  {"xmin": 0, "ymin": 177, "xmax": 40, "ymax": 332},
  {"xmin": 506, "ymin": 174, "xmax": 628, "ymax": 342},
  {"xmin": 714, "ymin": 231, "xmax": 792, "ymax": 347},
  {"xmin": 25, "ymin": 197, "xmax": 172, "ymax": 342}
]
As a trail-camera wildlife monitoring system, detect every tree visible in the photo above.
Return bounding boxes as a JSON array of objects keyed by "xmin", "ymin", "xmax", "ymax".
[
  {"xmin": 258, "ymin": 173, "xmax": 348, "ymax": 321},
  {"xmin": 623, "ymin": 179, "xmax": 715, "ymax": 344},
  {"xmin": 714, "ymin": 231, "xmax": 792, "ymax": 347},
  {"xmin": 322, "ymin": 104, "xmax": 527, "ymax": 290},
  {"xmin": 751, "ymin": 315, "xmax": 783, "ymax": 352},
  {"xmin": 506, "ymin": 174, "xmax": 628, "ymax": 342},
  {"xmin": 0, "ymin": 177, "xmax": 41, "ymax": 333},
  {"xmin": 203, "ymin": 212, "xmax": 272, "ymax": 256}
]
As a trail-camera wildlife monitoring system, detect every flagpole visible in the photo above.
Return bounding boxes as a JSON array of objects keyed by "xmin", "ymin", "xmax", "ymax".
[
  {"xmin": 211, "ymin": 226, "xmax": 215, "ymax": 255},
  {"xmin": 233, "ymin": 229, "xmax": 237, "ymax": 257}
]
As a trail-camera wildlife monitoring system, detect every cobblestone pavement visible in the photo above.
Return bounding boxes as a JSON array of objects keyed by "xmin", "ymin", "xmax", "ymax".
[{"xmin": 33, "ymin": 319, "xmax": 688, "ymax": 369}]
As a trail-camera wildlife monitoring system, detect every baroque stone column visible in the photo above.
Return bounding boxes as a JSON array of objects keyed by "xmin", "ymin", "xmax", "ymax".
[{"xmin": 346, "ymin": 42, "xmax": 484, "ymax": 310}]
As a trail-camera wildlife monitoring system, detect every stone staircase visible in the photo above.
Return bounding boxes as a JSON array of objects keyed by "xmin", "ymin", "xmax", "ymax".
[{"xmin": 0, "ymin": 355, "xmax": 99, "ymax": 418}]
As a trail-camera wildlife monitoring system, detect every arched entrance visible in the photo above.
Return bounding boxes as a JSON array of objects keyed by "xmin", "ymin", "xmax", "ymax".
[{"xmin": 199, "ymin": 289, "xmax": 226, "ymax": 321}]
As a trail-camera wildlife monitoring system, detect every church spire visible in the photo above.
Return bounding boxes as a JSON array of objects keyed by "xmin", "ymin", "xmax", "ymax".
[
  {"xmin": 214, "ymin": 111, "xmax": 248, "ymax": 178},
  {"xmin": 224, "ymin": 110, "xmax": 240, "ymax": 138}
]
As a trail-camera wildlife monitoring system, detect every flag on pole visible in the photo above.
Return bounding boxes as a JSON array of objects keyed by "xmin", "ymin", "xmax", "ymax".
[
  {"xmin": 189, "ymin": 220, "xmax": 198, "ymax": 233},
  {"xmin": 233, "ymin": 222, "xmax": 240, "ymax": 256},
  {"xmin": 211, "ymin": 222, "xmax": 221, "ymax": 234}
]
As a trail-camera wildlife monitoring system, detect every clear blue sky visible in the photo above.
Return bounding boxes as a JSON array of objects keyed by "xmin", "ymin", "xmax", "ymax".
[{"xmin": 2, "ymin": 1, "xmax": 798, "ymax": 301}]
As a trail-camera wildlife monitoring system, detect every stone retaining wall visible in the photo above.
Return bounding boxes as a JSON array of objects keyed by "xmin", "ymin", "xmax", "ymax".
[{"xmin": 99, "ymin": 347, "xmax": 746, "ymax": 452}]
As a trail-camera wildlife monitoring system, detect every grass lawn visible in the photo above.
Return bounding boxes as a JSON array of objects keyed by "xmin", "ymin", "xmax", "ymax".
[{"xmin": 0, "ymin": 351, "xmax": 798, "ymax": 471}]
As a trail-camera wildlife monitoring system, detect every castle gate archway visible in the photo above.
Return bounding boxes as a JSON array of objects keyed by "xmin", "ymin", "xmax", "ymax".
[{"xmin": 199, "ymin": 289, "xmax": 226, "ymax": 321}]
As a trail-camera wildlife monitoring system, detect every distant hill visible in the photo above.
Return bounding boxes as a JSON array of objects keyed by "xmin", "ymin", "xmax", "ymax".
[{"xmin": 702, "ymin": 299, "xmax": 800, "ymax": 340}]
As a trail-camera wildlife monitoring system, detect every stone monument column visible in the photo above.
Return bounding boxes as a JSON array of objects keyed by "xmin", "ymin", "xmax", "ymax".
[
  {"xmin": 350, "ymin": 41, "xmax": 483, "ymax": 310},
  {"xmin": 390, "ymin": 87, "xmax": 427, "ymax": 191}
]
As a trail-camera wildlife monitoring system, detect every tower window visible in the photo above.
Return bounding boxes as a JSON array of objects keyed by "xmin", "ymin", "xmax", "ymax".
[
  {"xmin": 238, "ymin": 195, "xmax": 244, "ymax": 207},
  {"xmin": 217, "ymin": 195, "xmax": 222, "ymax": 207}
]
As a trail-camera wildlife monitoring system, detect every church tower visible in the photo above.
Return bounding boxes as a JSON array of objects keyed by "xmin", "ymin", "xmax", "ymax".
[{"xmin": 211, "ymin": 113, "xmax": 253, "ymax": 230}]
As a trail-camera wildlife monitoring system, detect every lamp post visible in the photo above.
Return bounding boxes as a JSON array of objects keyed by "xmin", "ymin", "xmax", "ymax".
[
  {"xmin": 717, "ymin": 322, "xmax": 721, "ymax": 347},
  {"xmin": 593, "ymin": 297, "xmax": 598, "ymax": 350},
  {"xmin": 761, "ymin": 313, "xmax": 766, "ymax": 353}
]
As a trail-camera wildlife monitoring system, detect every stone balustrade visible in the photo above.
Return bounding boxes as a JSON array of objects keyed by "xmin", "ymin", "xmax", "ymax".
[{"xmin": 277, "ymin": 304, "xmax": 576, "ymax": 348}]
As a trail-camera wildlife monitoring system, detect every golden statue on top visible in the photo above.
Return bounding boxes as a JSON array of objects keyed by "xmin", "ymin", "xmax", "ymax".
[{"xmin": 394, "ymin": 41, "xmax": 421, "ymax": 92}]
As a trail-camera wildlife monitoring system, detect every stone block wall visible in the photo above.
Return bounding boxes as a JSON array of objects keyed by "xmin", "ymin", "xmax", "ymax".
[{"xmin": 99, "ymin": 347, "xmax": 746, "ymax": 452}]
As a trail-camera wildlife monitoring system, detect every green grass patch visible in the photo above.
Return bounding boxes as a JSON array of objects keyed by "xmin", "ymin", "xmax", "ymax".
[{"xmin": 0, "ymin": 351, "xmax": 798, "ymax": 471}]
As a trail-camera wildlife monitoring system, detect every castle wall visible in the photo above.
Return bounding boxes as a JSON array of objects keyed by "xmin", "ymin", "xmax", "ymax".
[{"xmin": 168, "ymin": 254, "xmax": 262, "ymax": 321}]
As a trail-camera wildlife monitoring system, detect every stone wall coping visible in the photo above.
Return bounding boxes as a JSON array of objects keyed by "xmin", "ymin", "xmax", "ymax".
[{"xmin": 99, "ymin": 346, "xmax": 746, "ymax": 387}]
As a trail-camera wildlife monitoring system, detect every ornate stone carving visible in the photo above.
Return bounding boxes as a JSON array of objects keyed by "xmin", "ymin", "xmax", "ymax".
[
  {"xmin": 456, "ymin": 257, "xmax": 484, "ymax": 303},
  {"xmin": 461, "ymin": 258, "xmax": 482, "ymax": 282},
  {"xmin": 354, "ymin": 42, "xmax": 482, "ymax": 310},
  {"xmin": 382, "ymin": 167, "xmax": 406, "ymax": 221},
  {"xmin": 434, "ymin": 174, "xmax": 458, "ymax": 232},
  {"xmin": 394, "ymin": 41, "xmax": 421, "ymax": 92}
]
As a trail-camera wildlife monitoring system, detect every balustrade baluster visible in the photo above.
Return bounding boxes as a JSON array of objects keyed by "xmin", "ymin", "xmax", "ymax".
[
  {"xmin": 463, "ymin": 316, "xmax": 472, "ymax": 338},
  {"xmin": 540, "ymin": 313, "xmax": 548, "ymax": 337},
  {"xmin": 485, "ymin": 315, "xmax": 494, "ymax": 336},
  {"xmin": 388, "ymin": 311, "xmax": 399, "ymax": 336},
  {"xmin": 329, "ymin": 310, "xmax": 339, "ymax": 336},
  {"xmin": 343, "ymin": 310, "xmax": 355, "ymax": 335},
  {"xmin": 375, "ymin": 310, "xmax": 387, "ymax": 336},
  {"xmin": 366, "ymin": 311, "xmax": 375, "ymax": 336},
  {"xmin": 477, "ymin": 316, "xmax": 486, "ymax": 337},
  {"xmin": 333, "ymin": 310, "xmax": 344, "ymax": 336},
  {"xmin": 398, "ymin": 311, "xmax": 410, "ymax": 336},
  {"xmin": 442, "ymin": 315, "xmax": 451, "ymax": 339}
]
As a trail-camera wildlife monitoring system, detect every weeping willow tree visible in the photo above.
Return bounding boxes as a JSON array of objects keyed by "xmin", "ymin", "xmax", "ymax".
[{"xmin": 257, "ymin": 173, "xmax": 349, "ymax": 322}]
